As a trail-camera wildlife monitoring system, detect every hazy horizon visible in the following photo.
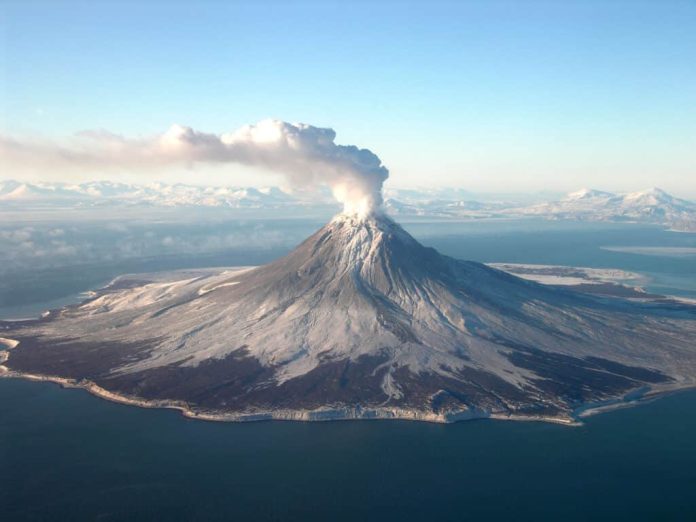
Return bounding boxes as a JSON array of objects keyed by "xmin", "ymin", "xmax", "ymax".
[{"xmin": 1, "ymin": 176, "xmax": 694, "ymax": 202}]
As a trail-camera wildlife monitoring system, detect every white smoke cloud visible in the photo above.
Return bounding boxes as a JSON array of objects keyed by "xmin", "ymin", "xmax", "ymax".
[{"xmin": 0, "ymin": 120, "xmax": 389, "ymax": 216}]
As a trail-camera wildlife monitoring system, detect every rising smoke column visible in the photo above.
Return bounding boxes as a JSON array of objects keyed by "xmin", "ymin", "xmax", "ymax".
[
  {"xmin": 1, "ymin": 120, "xmax": 390, "ymax": 216},
  {"xmin": 221, "ymin": 121, "xmax": 389, "ymax": 216}
]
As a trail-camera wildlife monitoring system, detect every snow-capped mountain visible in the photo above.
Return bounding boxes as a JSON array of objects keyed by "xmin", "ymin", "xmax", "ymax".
[
  {"xmin": 4, "ymin": 212, "xmax": 696, "ymax": 423},
  {"xmin": 383, "ymin": 186, "xmax": 696, "ymax": 231},
  {"xmin": 2, "ymin": 180, "xmax": 695, "ymax": 231},
  {"xmin": 519, "ymin": 187, "xmax": 696, "ymax": 231},
  {"xmin": 0, "ymin": 180, "xmax": 95, "ymax": 201},
  {"xmin": 0, "ymin": 180, "xmax": 306, "ymax": 209}
]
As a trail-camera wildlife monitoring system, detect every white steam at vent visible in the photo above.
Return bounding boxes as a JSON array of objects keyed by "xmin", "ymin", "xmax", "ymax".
[{"xmin": 0, "ymin": 119, "xmax": 389, "ymax": 216}]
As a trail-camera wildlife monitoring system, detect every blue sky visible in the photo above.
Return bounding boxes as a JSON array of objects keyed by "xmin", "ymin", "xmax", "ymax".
[{"xmin": 1, "ymin": 0, "xmax": 695, "ymax": 195}]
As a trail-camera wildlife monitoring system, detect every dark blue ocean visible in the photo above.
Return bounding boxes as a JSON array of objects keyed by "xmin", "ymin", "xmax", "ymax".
[{"xmin": 1, "ymin": 218, "xmax": 696, "ymax": 520}]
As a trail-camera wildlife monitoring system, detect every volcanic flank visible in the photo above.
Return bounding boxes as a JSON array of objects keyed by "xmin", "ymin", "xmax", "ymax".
[{"xmin": 2, "ymin": 209, "xmax": 696, "ymax": 423}]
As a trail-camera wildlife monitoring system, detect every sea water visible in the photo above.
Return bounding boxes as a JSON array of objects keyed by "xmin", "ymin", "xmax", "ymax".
[{"xmin": 1, "ymin": 219, "xmax": 695, "ymax": 520}]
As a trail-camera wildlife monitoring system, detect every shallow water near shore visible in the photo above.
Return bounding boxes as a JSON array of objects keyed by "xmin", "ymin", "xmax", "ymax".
[{"xmin": 1, "ymin": 218, "xmax": 695, "ymax": 520}]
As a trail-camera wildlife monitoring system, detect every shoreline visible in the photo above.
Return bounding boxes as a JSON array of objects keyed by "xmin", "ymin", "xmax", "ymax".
[
  {"xmin": 4, "ymin": 335, "xmax": 682, "ymax": 427},
  {"xmin": 1, "ymin": 337, "xmax": 579, "ymax": 426},
  {"xmin": 3, "ymin": 335, "xmax": 693, "ymax": 427},
  {"xmin": 0, "ymin": 365, "xmax": 579, "ymax": 426}
]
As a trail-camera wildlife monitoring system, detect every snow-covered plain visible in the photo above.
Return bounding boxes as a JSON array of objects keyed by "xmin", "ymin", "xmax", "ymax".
[
  {"xmin": 489, "ymin": 264, "xmax": 646, "ymax": 287},
  {"xmin": 600, "ymin": 246, "xmax": 696, "ymax": 257}
]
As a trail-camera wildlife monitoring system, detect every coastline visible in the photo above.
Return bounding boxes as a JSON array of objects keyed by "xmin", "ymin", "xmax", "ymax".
[
  {"xmin": 4, "ymin": 331, "xmax": 693, "ymax": 427},
  {"xmin": 1, "ymin": 336, "xmax": 580, "ymax": 426},
  {"xmin": 4, "ymin": 334, "xmax": 681, "ymax": 427},
  {"xmin": 0, "ymin": 365, "xmax": 579, "ymax": 426}
]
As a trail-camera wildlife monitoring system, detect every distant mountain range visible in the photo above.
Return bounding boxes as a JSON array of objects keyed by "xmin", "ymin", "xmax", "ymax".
[
  {"xmin": 515, "ymin": 188, "xmax": 696, "ymax": 231},
  {"xmin": 0, "ymin": 180, "xmax": 314, "ymax": 209},
  {"xmin": 2, "ymin": 180, "xmax": 695, "ymax": 231},
  {"xmin": 384, "ymin": 186, "xmax": 696, "ymax": 232}
]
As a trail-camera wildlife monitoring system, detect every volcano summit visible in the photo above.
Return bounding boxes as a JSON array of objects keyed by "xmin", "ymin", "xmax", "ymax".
[{"xmin": 2, "ymin": 211, "xmax": 696, "ymax": 423}]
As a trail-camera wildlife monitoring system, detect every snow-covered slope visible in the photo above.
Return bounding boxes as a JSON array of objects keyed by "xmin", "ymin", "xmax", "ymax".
[{"xmin": 3, "ymin": 212, "xmax": 696, "ymax": 423}]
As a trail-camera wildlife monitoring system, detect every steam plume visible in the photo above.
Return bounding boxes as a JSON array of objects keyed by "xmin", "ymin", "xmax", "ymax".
[{"xmin": 0, "ymin": 120, "xmax": 389, "ymax": 216}]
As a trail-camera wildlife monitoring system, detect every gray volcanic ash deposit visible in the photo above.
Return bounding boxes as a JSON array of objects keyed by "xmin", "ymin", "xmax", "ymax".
[{"xmin": 2, "ymin": 212, "xmax": 696, "ymax": 423}]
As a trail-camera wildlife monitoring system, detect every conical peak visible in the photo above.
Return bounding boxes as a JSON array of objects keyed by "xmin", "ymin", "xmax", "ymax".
[
  {"xmin": 326, "ymin": 211, "xmax": 420, "ymax": 250},
  {"xmin": 247, "ymin": 210, "xmax": 444, "ymax": 299},
  {"xmin": 330, "ymin": 209, "xmax": 393, "ymax": 229}
]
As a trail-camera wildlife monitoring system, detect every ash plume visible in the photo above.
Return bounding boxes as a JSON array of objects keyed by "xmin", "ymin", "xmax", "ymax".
[{"xmin": 0, "ymin": 120, "xmax": 389, "ymax": 216}]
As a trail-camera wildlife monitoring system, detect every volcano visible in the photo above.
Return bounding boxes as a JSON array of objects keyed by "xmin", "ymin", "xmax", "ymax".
[{"xmin": 2, "ymin": 212, "xmax": 696, "ymax": 423}]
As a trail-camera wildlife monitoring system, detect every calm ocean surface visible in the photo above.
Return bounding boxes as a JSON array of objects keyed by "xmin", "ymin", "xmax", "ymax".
[{"xmin": 1, "ymin": 219, "xmax": 695, "ymax": 520}]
